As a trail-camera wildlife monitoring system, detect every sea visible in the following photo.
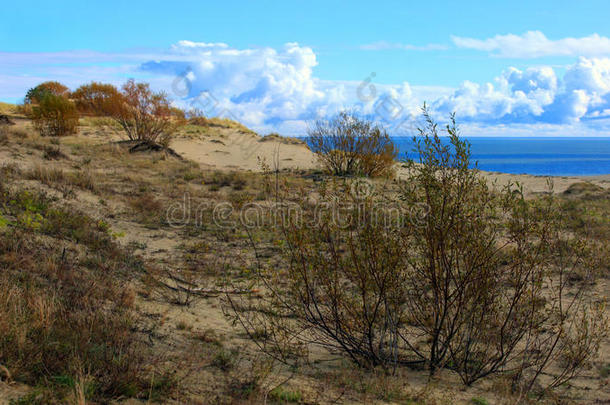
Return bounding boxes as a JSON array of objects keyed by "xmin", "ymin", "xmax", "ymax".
[{"xmin": 391, "ymin": 137, "xmax": 610, "ymax": 177}]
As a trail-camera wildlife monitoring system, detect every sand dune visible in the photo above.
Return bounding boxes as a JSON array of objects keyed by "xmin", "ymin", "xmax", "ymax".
[{"xmin": 172, "ymin": 130, "xmax": 316, "ymax": 171}]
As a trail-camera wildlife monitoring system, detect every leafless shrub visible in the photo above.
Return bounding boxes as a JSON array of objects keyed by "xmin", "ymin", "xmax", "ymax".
[
  {"xmin": 145, "ymin": 243, "xmax": 227, "ymax": 307},
  {"xmin": 308, "ymin": 111, "xmax": 397, "ymax": 177},
  {"xmin": 103, "ymin": 80, "xmax": 183, "ymax": 147}
]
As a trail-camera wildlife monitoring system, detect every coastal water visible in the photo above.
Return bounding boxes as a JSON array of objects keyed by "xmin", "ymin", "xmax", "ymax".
[{"xmin": 391, "ymin": 137, "xmax": 610, "ymax": 176}]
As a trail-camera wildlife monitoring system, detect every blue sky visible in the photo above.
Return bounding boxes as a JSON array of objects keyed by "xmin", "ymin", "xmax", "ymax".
[{"xmin": 2, "ymin": 0, "xmax": 610, "ymax": 135}]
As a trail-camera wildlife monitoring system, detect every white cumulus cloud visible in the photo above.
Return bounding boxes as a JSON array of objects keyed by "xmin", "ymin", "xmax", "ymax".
[
  {"xmin": 434, "ymin": 57, "xmax": 610, "ymax": 125},
  {"xmin": 140, "ymin": 41, "xmax": 428, "ymax": 133},
  {"xmin": 3, "ymin": 41, "xmax": 610, "ymax": 135}
]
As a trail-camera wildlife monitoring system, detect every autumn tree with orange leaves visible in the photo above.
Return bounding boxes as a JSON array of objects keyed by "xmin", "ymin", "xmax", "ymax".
[{"xmin": 88, "ymin": 79, "xmax": 183, "ymax": 148}]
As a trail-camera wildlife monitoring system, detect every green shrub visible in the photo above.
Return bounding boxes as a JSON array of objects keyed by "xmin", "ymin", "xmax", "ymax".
[{"xmin": 31, "ymin": 93, "xmax": 79, "ymax": 137}]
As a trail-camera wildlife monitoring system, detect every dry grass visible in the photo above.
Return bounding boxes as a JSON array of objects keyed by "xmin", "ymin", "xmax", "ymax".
[
  {"xmin": 25, "ymin": 164, "xmax": 99, "ymax": 195},
  {"xmin": 0, "ymin": 126, "xmax": 9, "ymax": 145},
  {"xmin": 0, "ymin": 182, "xmax": 174, "ymax": 402},
  {"xmin": 260, "ymin": 132, "xmax": 306, "ymax": 145},
  {"xmin": 26, "ymin": 163, "xmax": 66, "ymax": 184},
  {"xmin": 188, "ymin": 116, "xmax": 257, "ymax": 134},
  {"xmin": 9, "ymin": 125, "xmax": 36, "ymax": 139},
  {"xmin": 126, "ymin": 193, "xmax": 165, "ymax": 226},
  {"xmin": 42, "ymin": 145, "xmax": 68, "ymax": 160},
  {"xmin": 0, "ymin": 101, "xmax": 17, "ymax": 115}
]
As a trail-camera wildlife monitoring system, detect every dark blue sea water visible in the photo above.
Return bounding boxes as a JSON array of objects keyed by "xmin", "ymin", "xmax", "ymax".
[{"xmin": 391, "ymin": 137, "xmax": 610, "ymax": 176}]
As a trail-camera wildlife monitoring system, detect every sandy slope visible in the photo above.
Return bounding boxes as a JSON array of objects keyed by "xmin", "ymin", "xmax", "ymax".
[{"xmin": 172, "ymin": 131, "xmax": 316, "ymax": 171}]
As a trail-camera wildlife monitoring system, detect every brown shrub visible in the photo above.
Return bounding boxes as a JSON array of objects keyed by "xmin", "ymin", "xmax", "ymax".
[
  {"xmin": 24, "ymin": 81, "xmax": 70, "ymax": 105},
  {"xmin": 100, "ymin": 79, "xmax": 183, "ymax": 146},
  {"xmin": 307, "ymin": 111, "xmax": 397, "ymax": 177},
  {"xmin": 71, "ymin": 81, "xmax": 121, "ymax": 115}
]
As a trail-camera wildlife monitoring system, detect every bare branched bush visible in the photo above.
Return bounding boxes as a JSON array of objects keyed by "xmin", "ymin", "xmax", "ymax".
[
  {"xmin": 230, "ymin": 106, "xmax": 608, "ymax": 400},
  {"xmin": 96, "ymin": 79, "xmax": 184, "ymax": 147},
  {"xmin": 400, "ymin": 109, "xmax": 608, "ymax": 394},
  {"xmin": 308, "ymin": 111, "xmax": 397, "ymax": 177}
]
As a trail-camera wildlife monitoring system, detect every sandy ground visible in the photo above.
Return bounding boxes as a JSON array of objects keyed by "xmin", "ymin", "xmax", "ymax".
[{"xmin": 476, "ymin": 170, "xmax": 610, "ymax": 195}]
